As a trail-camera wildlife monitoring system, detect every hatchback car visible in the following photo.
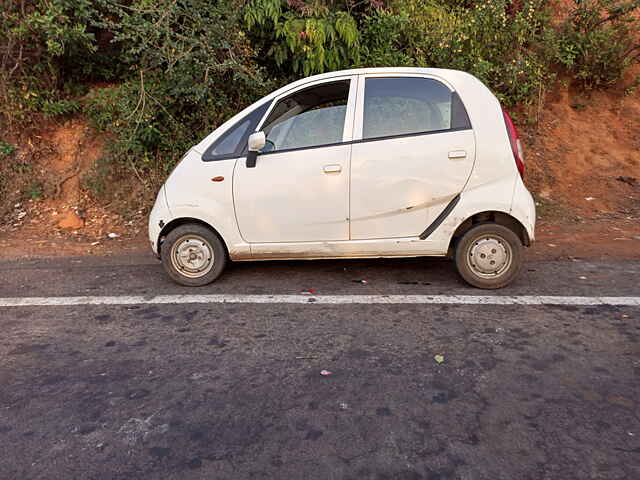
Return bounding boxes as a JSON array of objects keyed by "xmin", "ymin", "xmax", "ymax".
[{"xmin": 149, "ymin": 68, "xmax": 535, "ymax": 289}]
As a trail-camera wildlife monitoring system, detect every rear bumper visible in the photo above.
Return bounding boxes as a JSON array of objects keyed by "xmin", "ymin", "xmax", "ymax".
[{"xmin": 511, "ymin": 177, "xmax": 536, "ymax": 245}]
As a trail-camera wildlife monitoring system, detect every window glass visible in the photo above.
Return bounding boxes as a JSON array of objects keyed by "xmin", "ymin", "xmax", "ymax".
[
  {"xmin": 363, "ymin": 77, "xmax": 454, "ymax": 140},
  {"xmin": 451, "ymin": 92, "xmax": 472, "ymax": 130},
  {"xmin": 203, "ymin": 101, "xmax": 271, "ymax": 161},
  {"xmin": 208, "ymin": 119, "xmax": 251, "ymax": 157},
  {"xmin": 261, "ymin": 80, "xmax": 350, "ymax": 152}
]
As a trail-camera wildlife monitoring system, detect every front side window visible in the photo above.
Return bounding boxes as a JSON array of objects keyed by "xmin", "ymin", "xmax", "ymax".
[
  {"xmin": 363, "ymin": 77, "xmax": 469, "ymax": 140},
  {"xmin": 260, "ymin": 80, "xmax": 350, "ymax": 153},
  {"xmin": 208, "ymin": 118, "xmax": 251, "ymax": 157},
  {"xmin": 203, "ymin": 101, "xmax": 271, "ymax": 161}
]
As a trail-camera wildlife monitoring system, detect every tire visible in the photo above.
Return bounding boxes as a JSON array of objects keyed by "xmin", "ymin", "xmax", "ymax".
[
  {"xmin": 160, "ymin": 223, "xmax": 227, "ymax": 286},
  {"xmin": 454, "ymin": 223, "xmax": 523, "ymax": 289}
]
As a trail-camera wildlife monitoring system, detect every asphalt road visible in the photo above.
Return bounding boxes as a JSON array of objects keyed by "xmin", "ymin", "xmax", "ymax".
[{"xmin": 0, "ymin": 255, "xmax": 639, "ymax": 479}]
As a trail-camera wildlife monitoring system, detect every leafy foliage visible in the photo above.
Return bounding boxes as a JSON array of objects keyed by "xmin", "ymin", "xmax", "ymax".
[
  {"xmin": 0, "ymin": 0, "xmax": 639, "ymax": 206},
  {"xmin": 0, "ymin": 140, "xmax": 16, "ymax": 156},
  {"xmin": 369, "ymin": 0, "xmax": 554, "ymax": 105},
  {"xmin": 554, "ymin": 0, "xmax": 640, "ymax": 87},
  {"xmin": 83, "ymin": 0, "xmax": 269, "ymax": 179},
  {"xmin": 0, "ymin": 0, "xmax": 96, "ymax": 126},
  {"xmin": 245, "ymin": 0, "xmax": 364, "ymax": 75},
  {"xmin": 358, "ymin": 9, "xmax": 414, "ymax": 67}
]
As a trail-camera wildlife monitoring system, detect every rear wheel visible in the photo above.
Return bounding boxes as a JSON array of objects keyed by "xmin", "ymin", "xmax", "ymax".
[
  {"xmin": 161, "ymin": 224, "xmax": 227, "ymax": 286},
  {"xmin": 454, "ymin": 223, "xmax": 523, "ymax": 289}
]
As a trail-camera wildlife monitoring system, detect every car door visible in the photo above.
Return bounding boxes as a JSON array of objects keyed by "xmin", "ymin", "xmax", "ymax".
[
  {"xmin": 350, "ymin": 74, "xmax": 476, "ymax": 240},
  {"xmin": 233, "ymin": 76, "xmax": 356, "ymax": 243}
]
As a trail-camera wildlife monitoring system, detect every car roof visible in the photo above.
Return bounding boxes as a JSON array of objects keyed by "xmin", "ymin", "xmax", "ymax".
[
  {"xmin": 289, "ymin": 67, "xmax": 456, "ymax": 79},
  {"xmin": 268, "ymin": 67, "xmax": 465, "ymax": 98}
]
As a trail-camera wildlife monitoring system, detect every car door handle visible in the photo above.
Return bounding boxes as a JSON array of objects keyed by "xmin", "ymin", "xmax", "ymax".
[
  {"xmin": 323, "ymin": 164, "xmax": 342, "ymax": 174},
  {"xmin": 448, "ymin": 150, "xmax": 467, "ymax": 159}
]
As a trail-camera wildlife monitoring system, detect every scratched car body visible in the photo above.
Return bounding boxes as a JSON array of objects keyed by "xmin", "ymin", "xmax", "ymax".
[{"xmin": 149, "ymin": 67, "xmax": 535, "ymax": 289}]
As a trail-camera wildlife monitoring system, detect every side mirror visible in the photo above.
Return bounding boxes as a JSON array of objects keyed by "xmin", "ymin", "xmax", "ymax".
[{"xmin": 246, "ymin": 131, "xmax": 266, "ymax": 168}]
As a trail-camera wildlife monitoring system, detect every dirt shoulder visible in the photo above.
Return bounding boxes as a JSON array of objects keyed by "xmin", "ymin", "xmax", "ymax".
[
  {"xmin": 1, "ymin": 216, "xmax": 638, "ymax": 263},
  {"xmin": 529, "ymin": 218, "xmax": 640, "ymax": 261}
]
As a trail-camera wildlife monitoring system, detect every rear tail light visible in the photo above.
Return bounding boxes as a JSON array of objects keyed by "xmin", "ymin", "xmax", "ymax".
[{"xmin": 502, "ymin": 107, "xmax": 525, "ymax": 178}]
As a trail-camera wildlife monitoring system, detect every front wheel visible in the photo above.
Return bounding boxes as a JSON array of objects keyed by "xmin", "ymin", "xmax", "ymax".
[
  {"xmin": 161, "ymin": 224, "xmax": 227, "ymax": 286},
  {"xmin": 454, "ymin": 223, "xmax": 523, "ymax": 289}
]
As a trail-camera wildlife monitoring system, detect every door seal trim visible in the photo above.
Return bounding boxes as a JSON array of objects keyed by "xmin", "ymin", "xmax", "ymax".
[{"xmin": 419, "ymin": 194, "xmax": 460, "ymax": 240}]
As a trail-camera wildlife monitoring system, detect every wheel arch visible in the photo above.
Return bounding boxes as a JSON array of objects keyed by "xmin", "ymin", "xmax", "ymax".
[
  {"xmin": 157, "ymin": 217, "xmax": 229, "ymax": 257},
  {"xmin": 448, "ymin": 211, "xmax": 530, "ymax": 252}
]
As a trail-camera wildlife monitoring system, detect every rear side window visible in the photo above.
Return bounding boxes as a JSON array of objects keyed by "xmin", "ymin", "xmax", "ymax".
[
  {"xmin": 362, "ymin": 77, "xmax": 471, "ymax": 140},
  {"xmin": 451, "ymin": 92, "xmax": 471, "ymax": 130},
  {"xmin": 202, "ymin": 101, "xmax": 271, "ymax": 161}
]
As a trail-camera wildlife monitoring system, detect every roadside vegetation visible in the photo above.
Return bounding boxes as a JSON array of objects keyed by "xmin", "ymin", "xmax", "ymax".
[{"xmin": 1, "ymin": 0, "xmax": 639, "ymax": 213}]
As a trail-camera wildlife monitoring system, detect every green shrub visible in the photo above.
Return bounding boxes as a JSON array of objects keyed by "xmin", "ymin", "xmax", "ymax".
[
  {"xmin": 386, "ymin": 0, "xmax": 554, "ymax": 106},
  {"xmin": 27, "ymin": 181, "xmax": 43, "ymax": 199},
  {"xmin": 1, "ymin": 0, "xmax": 639, "ymax": 213},
  {"xmin": 0, "ymin": 0, "xmax": 97, "ymax": 127},
  {"xmin": 554, "ymin": 0, "xmax": 640, "ymax": 87},
  {"xmin": 358, "ymin": 9, "xmax": 415, "ymax": 67},
  {"xmin": 244, "ymin": 0, "xmax": 555, "ymax": 106},
  {"xmin": 0, "ymin": 141, "xmax": 16, "ymax": 156},
  {"xmin": 40, "ymin": 99, "xmax": 81, "ymax": 117},
  {"xmin": 82, "ymin": 0, "xmax": 270, "ymax": 179},
  {"xmin": 245, "ymin": 0, "xmax": 366, "ymax": 76}
]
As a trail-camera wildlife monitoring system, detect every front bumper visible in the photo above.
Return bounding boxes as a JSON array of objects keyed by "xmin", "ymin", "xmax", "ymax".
[{"xmin": 148, "ymin": 186, "xmax": 172, "ymax": 256}]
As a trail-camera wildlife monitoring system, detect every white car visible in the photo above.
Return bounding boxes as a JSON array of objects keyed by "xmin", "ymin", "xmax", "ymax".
[{"xmin": 149, "ymin": 67, "xmax": 535, "ymax": 289}]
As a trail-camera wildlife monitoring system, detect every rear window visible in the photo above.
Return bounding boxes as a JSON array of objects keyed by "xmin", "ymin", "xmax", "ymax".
[{"xmin": 363, "ymin": 77, "xmax": 471, "ymax": 140}]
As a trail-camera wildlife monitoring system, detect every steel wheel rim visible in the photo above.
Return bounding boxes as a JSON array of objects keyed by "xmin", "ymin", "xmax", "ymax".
[
  {"xmin": 466, "ymin": 234, "xmax": 512, "ymax": 279},
  {"xmin": 170, "ymin": 234, "xmax": 214, "ymax": 279}
]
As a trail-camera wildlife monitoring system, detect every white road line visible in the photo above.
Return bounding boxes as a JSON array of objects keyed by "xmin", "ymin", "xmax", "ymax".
[{"xmin": 0, "ymin": 294, "xmax": 639, "ymax": 307}]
